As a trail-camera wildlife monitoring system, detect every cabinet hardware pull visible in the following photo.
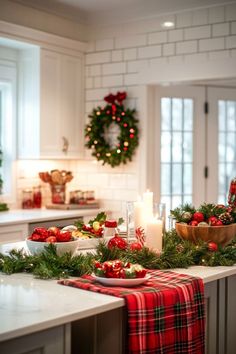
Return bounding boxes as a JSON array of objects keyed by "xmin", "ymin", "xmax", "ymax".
[{"xmin": 62, "ymin": 136, "xmax": 69, "ymax": 153}]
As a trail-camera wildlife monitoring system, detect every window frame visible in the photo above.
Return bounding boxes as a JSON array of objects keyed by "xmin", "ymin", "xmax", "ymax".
[{"xmin": 0, "ymin": 64, "xmax": 17, "ymax": 205}]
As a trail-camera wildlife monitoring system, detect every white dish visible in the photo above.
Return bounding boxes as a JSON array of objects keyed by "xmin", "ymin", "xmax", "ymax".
[
  {"xmin": 78, "ymin": 238, "xmax": 100, "ymax": 249},
  {"xmin": 92, "ymin": 274, "xmax": 151, "ymax": 287},
  {"xmin": 25, "ymin": 238, "xmax": 79, "ymax": 256}
]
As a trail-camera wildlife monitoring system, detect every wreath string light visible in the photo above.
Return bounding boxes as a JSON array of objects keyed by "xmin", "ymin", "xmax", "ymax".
[{"xmin": 85, "ymin": 91, "xmax": 139, "ymax": 167}]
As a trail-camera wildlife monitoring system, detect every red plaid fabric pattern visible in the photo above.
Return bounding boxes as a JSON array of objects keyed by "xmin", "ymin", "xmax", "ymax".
[{"xmin": 59, "ymin": 270, "xmax": 205, "ymax": 354}]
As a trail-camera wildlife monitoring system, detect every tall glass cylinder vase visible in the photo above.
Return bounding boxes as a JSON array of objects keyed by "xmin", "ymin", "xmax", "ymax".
[{"xmin": 126, "ymin": 201, "xmax": 135, "ymax": 243}]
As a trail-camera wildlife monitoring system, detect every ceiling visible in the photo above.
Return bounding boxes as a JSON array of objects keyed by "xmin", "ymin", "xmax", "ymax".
[{"xmin": 11, "ymin": 0, "xmax": 236, "ymax": 25}]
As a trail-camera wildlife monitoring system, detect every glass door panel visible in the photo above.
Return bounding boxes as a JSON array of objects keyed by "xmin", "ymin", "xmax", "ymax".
[
  {"xmin": 207, "ymin": 88, "xmax": 236, "ymax": 204},
  {"xmin": 155, "ymin": 86, "xmax": 206, "ymax": 217}
]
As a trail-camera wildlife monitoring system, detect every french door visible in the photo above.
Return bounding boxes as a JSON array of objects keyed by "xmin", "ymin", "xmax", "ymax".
[{"xmin": 155, "ymin": 85, "xmax": 236, "ymax": 214}]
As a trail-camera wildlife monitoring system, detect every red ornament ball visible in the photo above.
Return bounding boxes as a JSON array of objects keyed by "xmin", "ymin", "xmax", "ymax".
[
  {"xmin": 208, "ymin": 242, "xmax": 218, "ymax": 252},
  {"xmin": 129, "ymin": 242, "xmax": 142, "ymax": 251},
  {"xmin": 189, "ymin": 220, "xmax": 198, "ymax": 226},
  {"xmin": 108, "ymin": 235, "xmax": 127, "ymax": 250},
  {"xmin": 193, "ymin": 212, "xmax": 204, "ymax": 223}
]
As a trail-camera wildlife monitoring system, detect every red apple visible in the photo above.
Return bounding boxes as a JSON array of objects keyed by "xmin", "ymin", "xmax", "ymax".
[
  {"xmin": 57, "ymin": 230, "xmax": 72, "ymax": 242},
  {"xmin": 46, "ymin": 236, "xmax": 57, "ymax": 243},
  {"xmin": 48, "ymin": 226, "xmax": 61, "ymax": 237}
]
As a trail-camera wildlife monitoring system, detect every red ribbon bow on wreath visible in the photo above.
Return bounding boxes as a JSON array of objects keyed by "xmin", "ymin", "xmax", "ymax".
[{"xmin": 104, "ymin": 91, "xmax": 127, "ymax": 105}]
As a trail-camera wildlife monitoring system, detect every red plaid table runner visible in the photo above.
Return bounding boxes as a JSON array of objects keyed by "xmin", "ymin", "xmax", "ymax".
[{"xmin": 59, "ymin": 270, "xmax": 205, "ymax": 354}]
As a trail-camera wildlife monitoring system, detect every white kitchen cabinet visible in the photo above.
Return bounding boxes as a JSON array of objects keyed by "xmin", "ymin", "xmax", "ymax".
[
  {"xmin": 0, "ymin": 325, "xmax": 70, "ymax": 354},
  {"xmin": 0, "ymin": 224, "xmax": 28, "ymax": 244},
  {"xmin": 18, "ymin": 47, "xmax": 84, "ymax": 159}
]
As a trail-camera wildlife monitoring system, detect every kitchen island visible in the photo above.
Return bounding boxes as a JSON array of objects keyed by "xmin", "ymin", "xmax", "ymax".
[{"xmin": 0, "ymin": 242, "xmax": 235, "ymax": 354}]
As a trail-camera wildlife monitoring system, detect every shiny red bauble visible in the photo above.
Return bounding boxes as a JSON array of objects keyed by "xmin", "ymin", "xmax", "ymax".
[
  {"xmin": 193, "ymin": 212, "xmax": 204, "ymax": 223},
  {"xmin": 129, "ymin": 242, "xmax": 143, "ymax": 251},
  {"xmin": 208, "ymin": 242, "xmax": 218, "ymax": 252},
  {"xmin": 107, "ymin": 235, "xmax": 127, "ymax": 250}
]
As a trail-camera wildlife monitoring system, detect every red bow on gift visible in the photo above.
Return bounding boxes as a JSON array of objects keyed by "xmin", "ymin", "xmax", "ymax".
[{"xmin": 104, "ymin": 91, "xmax": 127, "ymax": 105}]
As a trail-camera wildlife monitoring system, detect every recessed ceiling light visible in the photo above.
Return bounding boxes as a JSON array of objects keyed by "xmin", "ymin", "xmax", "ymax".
[{"xmin": 162, "ymin": 21, "xmax": 175, "ymax": 28}]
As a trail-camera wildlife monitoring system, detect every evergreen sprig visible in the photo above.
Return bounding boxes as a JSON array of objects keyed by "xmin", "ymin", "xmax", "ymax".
[{"xmin": 0, "ymin": 231, "xmax": 235, "ymax": 279}]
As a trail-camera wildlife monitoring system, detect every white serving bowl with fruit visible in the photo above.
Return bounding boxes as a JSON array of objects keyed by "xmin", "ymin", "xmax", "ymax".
[{"xmin": 26, "ymin": 226, "xmax": 79, "ymax": 256}]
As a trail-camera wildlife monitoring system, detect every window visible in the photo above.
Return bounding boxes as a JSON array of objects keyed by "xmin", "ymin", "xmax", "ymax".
[
  {"xmin": 0, "ymin": 67, "xmax": 16, "ymax": 201},
  {"xmin": 155, "ymin": 85, "xmax": 236, "ymax": 216},
  {"xmin": 161, "ymin": 97, "xmax": 193, "ymax": 211}
]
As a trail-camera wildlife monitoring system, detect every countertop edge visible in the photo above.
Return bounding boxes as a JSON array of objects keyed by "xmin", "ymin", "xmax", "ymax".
[{"xmin": 0, "ymin": 298, "xmax": 125, "ymax": 343}]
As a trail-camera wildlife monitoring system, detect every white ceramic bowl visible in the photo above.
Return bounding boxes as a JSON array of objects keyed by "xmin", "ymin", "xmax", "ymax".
[{"xmin": 25, "ymin": 238, "xmax": 79, "ymax": 256}]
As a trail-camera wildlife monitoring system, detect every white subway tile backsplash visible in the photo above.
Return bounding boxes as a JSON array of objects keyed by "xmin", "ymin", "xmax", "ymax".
[
  {"xmin": 86, "ymin": 77, "xmax": 93, "ymax": 89},
  {"xmin": 208, "ymin": 50, "xmax": 230, "ymax": 60},
  {"xmin": 231, "ymin": 22, "xmax": 236, "ymax": 35},
  {"xmin": 212, "ymin": 23, "xmax": 230, "ymax": 37},
  {"xmin": 102, "ymin": 75, "xmax": 123, "ymax": 87},
  {"xmin": 86, "ymin": 51, "xmax": 111, "ymax": 65},
  {"xmin": 113, "ymin": 189, "xmax": 137, "ymax": 201},
  {"xmin": 115, "ymin": 34, "xmax": 146, "ymax": 49},
  {"xmin": 225, "ymin": 4, "xmax": 236, "ymax": 21},
  {"xmin": 124, "ymin": 48, "xmax": 137, "ymax": 61},
  {"xmin": 86, "ymin": 41, "xmax": 95, "ymax": 53},
  {"xmin": 208, "ymin": 6, "xmax": 225, "ymax": 24},
  {"xmin": 231, "ymin": 48, "xmax": 236, "ymax": 57},
  {"xmin": 97, "ymin": 188, "xmax": 114, "ymax": 200},
  {"xmin": 109, "ymin": 174, "xmax": 127, "ymax": 188},
  {"xmin": 184, "ymin": 25, "xmax": 211, "ymax": 40},
  {"xmin": 86, "ymin": 88, "xmax": 109, "ymax": 101},
  {"xmin": 176, "ymin": 40, "xmax": 197, "ymax": 54},
  {"xmin": 192, "ymin": 9, "xmax": 208, "ymax": 26},
  {"xmin": 167, "ymin": 55, "xmax": 184, "ymax": 65},
  {"xmin": 163, "ymin": 43, "xmax": 175, "ymax": 56},
  {"xmin": 124, "ymin": 73, "xmax": 139, "ymax": 86},
  {"xmin": 85, "ymin": 101, "xmax": 95, "ymax": 113},
  {"xmin": 149, "ymin": 57, "xmax": 167, "ymax": 66},
  {"xmin": 199, "ymin": 37, "xmax": 225, "ymax": 51},
  {"xmin": 184, "ymin": 52, "xmax": 208, "ymax": 63},
  {"xmin": 95, "ymin": 38, "xmax": 114, "ymax": 51},
  {"xmin": 89, "ymin": 64, "xmax": 102, "ymax": 76},
  {"xmin": 94, "ymin": 76, "xmax": 102, "ymax": 88},
  {"xmin": 148, "ymin": 31, "xmax": 167, "ymax": 45},
  {"xmin": 138, "ymin": 45, "xmax": 161, "ymax": 59},
  {"xmin": 85, "ymin": 66, "xmax": 90, "ymax": 77},
  {"xmin": 176, "ymin": 12, "xmax": 192, "ymax": 28},
  {"xmin": 226, "ymin": 35, "xmax": 236, "ymax": 49},
  {"xmin": 112, "ymin": 50, "xmax": 123, "ymax": 62},
  {"xmin": 102, "ymin": 62, "xmax": 126, "ymax": 75},
  {"xmin": 127, "ymin": 60, "xmax": 148, "ymax": 73},
  {"xmin": 168, "ymin": 29, "xmax": 184, "ymax": 42}
]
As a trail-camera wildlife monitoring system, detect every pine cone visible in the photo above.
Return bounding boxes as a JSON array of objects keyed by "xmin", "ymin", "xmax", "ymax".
[{"xmin": 219, "ymin": 212, "xmax": 233, "ymax": 225}]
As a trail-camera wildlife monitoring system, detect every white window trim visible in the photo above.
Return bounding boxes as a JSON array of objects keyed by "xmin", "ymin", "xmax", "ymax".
[{"xmin": 0, "ymin": 65, "xmax": 16, "ymax": 205}]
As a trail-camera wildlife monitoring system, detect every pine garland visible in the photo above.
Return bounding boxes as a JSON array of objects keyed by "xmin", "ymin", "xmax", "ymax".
[{"xmin": 0, "ymin": 231, "xmax": 235, "ymax": 279}]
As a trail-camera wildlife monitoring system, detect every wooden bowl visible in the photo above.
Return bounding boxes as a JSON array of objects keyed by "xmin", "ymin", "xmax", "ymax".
[{"xmin": 175, "ymin": 223, "xmax": 236, "ymax": 246}]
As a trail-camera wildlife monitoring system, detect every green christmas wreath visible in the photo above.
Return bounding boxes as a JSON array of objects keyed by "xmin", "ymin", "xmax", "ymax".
[{"xmin": 85, "ymin": 92, "xmax": 139, "ymax": 167}]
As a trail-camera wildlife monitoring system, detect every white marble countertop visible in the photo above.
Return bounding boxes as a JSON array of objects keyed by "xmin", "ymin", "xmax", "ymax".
[
  {"xmin": 0, "ymin": 241, "xmax": 235, "ymax": 343},
  {"xmin": 0, "ymin": 208, "xmax": 101, "ymax": 226}
]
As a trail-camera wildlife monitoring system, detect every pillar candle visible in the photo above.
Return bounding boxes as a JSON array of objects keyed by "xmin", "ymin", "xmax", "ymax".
[
  {"xmin": 143, "ymin": 189, "xmax": 153, "ymax": 222},
  {"xmin": 145, "ymin": 218, "xmax": 163, "ymax": 251}
]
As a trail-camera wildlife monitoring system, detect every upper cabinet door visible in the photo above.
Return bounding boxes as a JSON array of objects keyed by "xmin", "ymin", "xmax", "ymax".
[
  {"xmin": 40, "ymin": 49, "xmax": 61, "ymax": 157},
  {"xmin": 18, "ymin": 47, "xmax": 84, "ymax": 159}
]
